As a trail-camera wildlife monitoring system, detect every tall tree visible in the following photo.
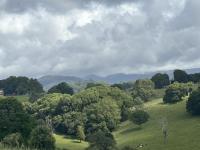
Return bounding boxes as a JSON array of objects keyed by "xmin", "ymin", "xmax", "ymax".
[
  {"xmin": 174, "ymin": 69, "xmax": 189, "ymax": 83},
  {"xmin": 151, "ymin": 73, "xmax": 170, "ymax": 89}
]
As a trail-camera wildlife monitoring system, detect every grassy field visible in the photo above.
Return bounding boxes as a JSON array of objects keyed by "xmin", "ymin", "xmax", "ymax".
[
  {"xmin": 54, "ymin": 134, "xmax": 89, "ymax": 150},
  {"xmin": 114, "ymin": 98, "xmax": 200, "ymax": 150},
  {"xmin": 0, "ymin": 95, "xmax": 29, "ymax": 103}
]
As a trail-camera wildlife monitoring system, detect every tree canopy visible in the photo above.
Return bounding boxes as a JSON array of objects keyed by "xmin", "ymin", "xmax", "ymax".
[
  {"xmin": 48, "ymin": 82, "xmax": 74, "ymax": 95},
  {"xmin": 151, "ymin": 73, "xmax": 170, "ymax": 89}
]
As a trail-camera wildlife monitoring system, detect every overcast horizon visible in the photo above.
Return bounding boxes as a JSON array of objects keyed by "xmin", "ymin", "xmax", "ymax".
[{"xmin": 0, "ymin": 0, "xmax": 200, "ymax": 78}]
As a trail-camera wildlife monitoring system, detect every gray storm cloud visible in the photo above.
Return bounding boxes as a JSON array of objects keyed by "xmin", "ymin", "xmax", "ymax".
[{"xmin": 0, "ymin": 0, "xmax": 199, "ymax": 78}]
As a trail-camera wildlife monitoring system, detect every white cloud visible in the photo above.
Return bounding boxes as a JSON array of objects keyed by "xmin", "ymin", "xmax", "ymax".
[{"xmin": 0, "ymin": 0, "xmax": 199, "ymax": 78}]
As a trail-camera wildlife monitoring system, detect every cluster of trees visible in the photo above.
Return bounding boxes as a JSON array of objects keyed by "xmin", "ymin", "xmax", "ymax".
[
  {"xmin": 174, "ymin": 69, "xmax": 200, "ymax": 83},
  {"xmin": 0, "ymin": 76, "xmax": 43, "ymax": 95},
  {"xmin": 0, "ymin": 97, "xmax": 55, "ymax": 150},
  {"xmin": 27, "ymin": 85, "xmax": 139, "ymax": 138},
  {"xmin": 163, "ymin": 82, "xmax": 193, "ymax": 103}
]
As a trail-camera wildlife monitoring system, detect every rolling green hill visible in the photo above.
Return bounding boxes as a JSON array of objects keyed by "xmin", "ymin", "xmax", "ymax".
[
  {"xmin": 115, "ymin": 98, "xmax": 200, "ymax": 150},
  {"xmin": 54, "ymin": 98, "xmax": 200, "ymax": 150}
]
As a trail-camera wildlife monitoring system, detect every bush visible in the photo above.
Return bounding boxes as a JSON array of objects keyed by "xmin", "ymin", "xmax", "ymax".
[
  {"xmin": 186, "ymin": 89, "xmax": 200, "ymax": 115},
  {"xmin": 29, "ymin": 125, "xmax": 55, "ymax": 150},
  {"xmin": 129, "ymin": 110, "xmax": 149, "ymax": 127}
]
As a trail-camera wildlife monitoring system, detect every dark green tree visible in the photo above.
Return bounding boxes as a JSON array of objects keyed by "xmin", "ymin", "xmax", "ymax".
[
  {"xmin": 0, "ymin": 97, "xmax": 35, "ymax": 140},
  {"xmin": 174, "ymin": 69, "xmax": 189, "ymax": 83},
  {"xmin": 186, "ymin": 89, "xmax": 200, "ymax": 115},
  {"xmin": 151, "ymin": 73, "xmax": 170, "ymax": 89},
  {"xmin": 87, "ymin": 131, "xmax": 117, "ymax": 150},
  {"xmin": 129, "ymin": 110, "xmax": 149, "ymax": 128},
  {"xmin": 48, "ymin": 82, "xmax": 74, "ymax": 95},
  {"xmin": 29, "ymin": 125, "xmax": 55, "ymax": 150}
]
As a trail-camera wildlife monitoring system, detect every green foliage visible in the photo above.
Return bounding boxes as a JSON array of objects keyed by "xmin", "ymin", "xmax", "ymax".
[
  {"xmin": 111, "ymin": 82, "xmax": 134, "ymax": 91},
  {"xmin": 84, "ymin": 98, "xmax": 121, "ymax": 133},
  {"xmin": 0, "ymin": 97, "xmax": 35, "ymax": 140},
  {"xmin": 29, "ymin": 125, "xmax": 55, "ymax": 150},
  {"xmin": 2, "ymin": 133, "xmax": 23, "ymax": 147},
  {"xmin": 131, "ymin": 79, "xmax": 155, "ymax": 101},
  {"xmin": 0, "ymin": 76, "xmax": 43, "ymax": 96},
  {"xmin": 151, "ymin": 73, "xmax": 170, "ymax": 89},
  {"xmin": 86, "ymin": 82, "xmax": 105, "ymax": 89},
  {"xmin": 48, "ymin": 82, "xmax": 74, "ymax": 95},
  {"xmin": 77, "ymin": 126, "xmax": 86, "ymax": 143},
  {"xmin": 129, "ymin": 110, "xmax": 149, "ymax": 127},
  {"xmin": 174, "ymin": 69, "xmax": 189, "ymax": 83},
  {"xmin": 87, "ymin": 131, "xmax": 117, "ymax": 150},
  {"xmin": 163, "ymin": 82, "xmax": 191, "ymax": 103},
  {"xmin": 31, "ymin": 93, "xmax": 72, "ymax": 119},
  {"xmin": 186, "ymin": 89, "xmax": 200, "ymax": 115}
]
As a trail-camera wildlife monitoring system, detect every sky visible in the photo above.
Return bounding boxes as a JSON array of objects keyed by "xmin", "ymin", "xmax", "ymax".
[{"xmin": 0, "ymin": 0, "xmax": 200, "ymax": 78}]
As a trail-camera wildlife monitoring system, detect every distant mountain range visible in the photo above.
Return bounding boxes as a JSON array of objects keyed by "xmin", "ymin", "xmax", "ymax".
[{"xmin": 38, "ymin": 68, "xmax": 200, "ymax": 90}]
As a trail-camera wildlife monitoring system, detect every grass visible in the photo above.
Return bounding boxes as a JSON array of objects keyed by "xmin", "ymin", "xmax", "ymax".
[
  {"xmin": 114, "ymin": 98, "xmax": 200, "ymax": 150},
  {"xmin": 0, "ymin": 95, "xmax": 29, "ymax": 103},
  {"xmin": 54, "ymin": 134, "xmax": 89, "ymax": 150}
]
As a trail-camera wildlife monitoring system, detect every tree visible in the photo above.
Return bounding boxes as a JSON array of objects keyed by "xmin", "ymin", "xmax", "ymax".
[
  {"xmin": 163, "ymin": 82, "xmax": 189, "ymax": 103},
  {"xmin": 48, "ymin": 82, "xmax": 74, "ymax": 95},
  {"xmin": 186, "ymin": 89, "xmax": 200, "ymax": 115},
  {"xmin": 87, "ymin": 131, "xmax": 117, "ymax": 150},
  {"xmin": 84, "ymin": 98, "xmax": 121, "ymax": 133},
  {"xmin": 77, "ymin": 125, "xmax": 86, "ymax": 143},
  {"xmin": 151, "ymin": 73, "xmax": 170, "ymax": 89},
  {"xmin": 29, "ymin": 125, "xmax": 55, "ymax": 150},
  {"xmin": 131, "ymin": 79, "xmax": 155, "ymax": 101},
  {"xmin": 0, "ymin": 97, "xmax": 35, "ymax": 140},
  {"xmin": 0, "ymin": 76, "xmax": 43, "ymax": 96},
  {"xmin": 129, "ymin": 110, "xmax": 149, "ymax": 128},
  {"xmin": 174, "ymin": 69, "xmax": 189, "ymax": 83}
]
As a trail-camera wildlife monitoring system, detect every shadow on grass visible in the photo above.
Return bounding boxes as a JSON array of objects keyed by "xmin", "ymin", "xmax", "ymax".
[{"xmin": 119, "ymin": 126, "xmax": 141, "ymax": 135}]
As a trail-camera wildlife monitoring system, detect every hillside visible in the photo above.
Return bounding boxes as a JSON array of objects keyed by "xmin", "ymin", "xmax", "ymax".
[
  {"xmin": 114, "ymin": 98, "xmax": 200, "ymax": 150},
  {"xmin": 54, "ymin": 98, "xmax": 200, "ymax": 150}
]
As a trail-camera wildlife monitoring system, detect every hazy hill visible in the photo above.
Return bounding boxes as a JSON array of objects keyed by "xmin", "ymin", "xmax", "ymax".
[{"xmin": 38, "ymin": 68, "xmax": 200, "ymax": 90}]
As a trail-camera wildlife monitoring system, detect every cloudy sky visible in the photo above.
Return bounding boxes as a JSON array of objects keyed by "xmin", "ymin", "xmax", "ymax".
[{"xmin": 0, "ymin": 0, "xmax": 199, "ymax": 78}]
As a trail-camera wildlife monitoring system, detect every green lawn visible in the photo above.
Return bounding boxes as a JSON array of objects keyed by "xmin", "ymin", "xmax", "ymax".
[
  {"xmin": 114, "ymin": 98, "xmax": 200, "ymax": 150},
  {"xmin": 0, "ymin": 95, "xmax": 29, "ymax": 103},
  {"xmin": 54, "ymin": 134, "xmax": 89, "ymax": 150}
]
